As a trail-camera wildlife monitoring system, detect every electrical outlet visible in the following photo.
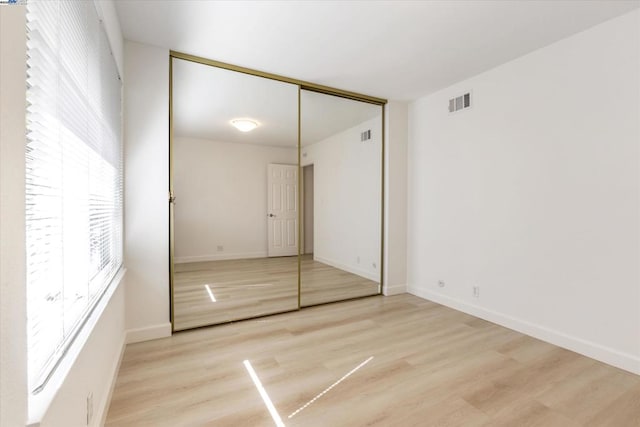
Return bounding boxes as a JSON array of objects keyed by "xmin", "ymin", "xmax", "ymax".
[
  {"xmin": 86, "ymin": 392, "xmax": 94, "ymax": 425},
  {"xmin": 372, "ymin": 262, "xmax": 377, "ymax": 269},
  {"xmin": 473, "ymin": 286, "xmax": 480, "ymax": 298},
  {"xmin": 217, "ymin": 245, "xmax": 224, "ymax": 252},
  {"xmin": 438, "ymin": 280, "xmax": 445, "ymax": 288}
]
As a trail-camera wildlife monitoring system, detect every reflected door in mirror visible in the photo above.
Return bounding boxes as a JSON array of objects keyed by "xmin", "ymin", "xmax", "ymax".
[{"xmin": 267, "ymin": 164, "xmax": 298, "ymax": 257}]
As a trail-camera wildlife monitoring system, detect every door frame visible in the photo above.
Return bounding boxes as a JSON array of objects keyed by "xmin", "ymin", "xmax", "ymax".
[
  {"xmin": 168, "ymin": 50, "xmax": 387, "ymax": 332},
  {"xmin": 300, "ymin": 163, "xmax": 315, "ymax": 257}
]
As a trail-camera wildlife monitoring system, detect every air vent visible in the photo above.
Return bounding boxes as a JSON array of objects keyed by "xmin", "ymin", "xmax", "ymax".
[
  {"xmin": 448, "ymin": 92, "xmax": 471, "ymax": 113},
  {"xmin": 360, "ymin": 129, "xmax": 371, "ymax": 141}
]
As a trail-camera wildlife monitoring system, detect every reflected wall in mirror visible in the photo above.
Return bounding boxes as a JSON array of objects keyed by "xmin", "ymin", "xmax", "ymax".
[
  {"xmin": 171, "ymin": 58, "xmax": 299, "ymax": 330},
  {"xmin": 300, "ymin": 90, "xmax": 383, "ymax": 306}
]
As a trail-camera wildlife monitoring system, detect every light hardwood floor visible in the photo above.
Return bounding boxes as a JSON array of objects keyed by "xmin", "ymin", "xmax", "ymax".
[
  {"xmin": 106, "ymin": 294, "xmax": 640, "ymax": 426},
  {"xmin": 173, "ymin": 255, "xmax": 380, "ymax": 330}
]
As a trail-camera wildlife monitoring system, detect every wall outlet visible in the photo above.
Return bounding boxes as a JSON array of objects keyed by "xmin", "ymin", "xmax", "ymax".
[
  {"xmin": 438, "ymin": 280, "xmax": 445, "ymax": 288},
  {"xmin": 217, "ymin": 245, "xmax": 224, "ymax": 252},
  {"xmin": 473, "ymin": 286, "xmax": 480, "ymax": 298},
  {"xmin": 86, "ymin": 392, "xmax": 94, "ymax": 425},
  {"xmin": 372, "ymin": 262, "xmax": 377, "ymax": 269}
]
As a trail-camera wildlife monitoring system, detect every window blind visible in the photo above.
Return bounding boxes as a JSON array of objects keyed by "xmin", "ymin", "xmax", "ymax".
[{"xmin": 26, "ymin": 0, "xmax": 123, "ymax": 392}]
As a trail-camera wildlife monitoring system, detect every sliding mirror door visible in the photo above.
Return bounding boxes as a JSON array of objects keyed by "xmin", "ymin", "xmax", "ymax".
[
  {"xmin": 300, "ymin": 90, "xmax": 383, "ymax": 306},
  {"xmin": 171, "ymin": 58, "xmax": 299, "ymax": 330}
]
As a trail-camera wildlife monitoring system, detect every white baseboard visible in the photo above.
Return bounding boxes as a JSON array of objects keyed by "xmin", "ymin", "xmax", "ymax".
[
  {"xmin": 314, "ymin": 255, "xmax": 379, "ymax": 282},
  {"xmin": 96, "ymin": 333, "xmax": 126, "ymax": 427},
  {"xmin": 383, "ymin": 283, "xmax": 407, "ymax": 296},
  {"xmin": 126, "ymin": 323, "xmax": 172, "ymax": 344},
  {"xmin": 408, "ymin": 287, "xmax": 640, "ymax": 375},
  {"xmin": 174, "ymin": 251, "xmax": 268, "ymax": 263}
]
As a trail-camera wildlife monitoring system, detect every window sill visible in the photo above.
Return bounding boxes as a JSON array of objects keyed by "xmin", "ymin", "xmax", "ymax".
[{"xmin": 27, "ymin": 267, "xmax": 127, "ymax": 426}]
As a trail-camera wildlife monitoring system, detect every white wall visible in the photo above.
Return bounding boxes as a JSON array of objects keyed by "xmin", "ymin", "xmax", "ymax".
[
  {"xmin": 302, "ymin": 117, "xmax": 382, "ymax": 282},
  {"xmin": 173, "ymin": 137, "xmax": 296, "ymax": 262},
  {"xmin": 408, "ymin": 10, "xmax": 640, "ymax": 374},
  {"xmin": 123, "ymin": 41, "xmax": 172, "ymax": 342},
  {"xmin": 0, "ymin": 5, "xmax": 28, "ymax": 426},
  {"xmin": 95, "ymin": 0, "xmax": 124, "ymax": 76},
  {"xmin": 384, "ymin": 101, "xmax": 409, "ymax": 295}
]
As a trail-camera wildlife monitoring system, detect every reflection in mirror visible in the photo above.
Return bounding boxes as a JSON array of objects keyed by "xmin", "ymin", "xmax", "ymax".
[
  {"xmin": 171, "ymin": 58, "xmax": 299, "ymax": 330},
  {"xmin": 300, "ymin": 90, "xmax": 382, "ymax": 306}
]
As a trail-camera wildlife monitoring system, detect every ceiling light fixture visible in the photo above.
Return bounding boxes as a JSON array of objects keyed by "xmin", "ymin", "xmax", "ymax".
[{"xmin": 231, "ymin": 119, "xmax": 259, "ymax": 132}]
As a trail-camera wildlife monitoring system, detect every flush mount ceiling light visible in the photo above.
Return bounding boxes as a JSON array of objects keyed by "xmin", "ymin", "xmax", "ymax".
[{"xmin": 231, "ymin": 119, "xmax": 259, "ymax": 132}]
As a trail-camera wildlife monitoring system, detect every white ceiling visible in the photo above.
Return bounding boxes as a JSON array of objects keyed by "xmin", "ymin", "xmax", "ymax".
[
  {"xmin": 115, "ymin": 0, "xmax": 639, "ymax": 101},
  {"xmin": 173, "ymin": 58, "xmax": 380, "ymax": 147}
]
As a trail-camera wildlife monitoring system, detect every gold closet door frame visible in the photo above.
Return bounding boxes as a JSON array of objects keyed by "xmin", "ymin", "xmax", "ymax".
[{"xmin": 168, "ymin": 50, "xmax": 387, "ymax": 332}]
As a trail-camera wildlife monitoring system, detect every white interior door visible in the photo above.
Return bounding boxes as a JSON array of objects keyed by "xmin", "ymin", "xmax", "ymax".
[{"xmin": 267, "ymin": 164, "xmax": 298, "ymax": 257}]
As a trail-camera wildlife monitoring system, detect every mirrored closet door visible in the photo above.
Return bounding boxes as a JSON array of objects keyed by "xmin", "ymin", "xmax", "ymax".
[
  {"xmin": 299, "ymin": 90, "xmax": 383, "ymax": 306},
  {"xmin": 170, "ymin": 53, "xmax": 385, "ymax": 331},
  {"xmin": 171, "ymin": 57, "xmax": 299, "ymax": 331}
]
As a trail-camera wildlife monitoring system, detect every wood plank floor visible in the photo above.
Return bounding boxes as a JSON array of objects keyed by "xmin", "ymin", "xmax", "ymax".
[
  {"xmin": 106, "ymin": 294, "xmax": 640, "ymax": 426},
  {"xmin": 173, "ymin": 255, "xmax": 380, "ymax": 330}
]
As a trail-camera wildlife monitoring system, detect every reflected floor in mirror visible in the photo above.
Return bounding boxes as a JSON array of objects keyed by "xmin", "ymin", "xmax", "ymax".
[
  {"xmin": 106, "ymin": 294, "xmax": 640, "ymax": 427},
  {"xmin": 300, "ymin": 254, "xmax": 380, "ymax": 307},
  {"xmin": 173, "ymin": 254, "xmax": 379, "ymax": 330}
]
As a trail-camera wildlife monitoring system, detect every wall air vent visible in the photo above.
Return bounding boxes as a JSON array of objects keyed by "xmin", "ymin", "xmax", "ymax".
[
  {"xmin": 448, "ymin": 92, "xmax": 471, "ymax": 113},
  {"xmin": 360, "ymin": 129, "xmax": 371, "ymax": 141}
]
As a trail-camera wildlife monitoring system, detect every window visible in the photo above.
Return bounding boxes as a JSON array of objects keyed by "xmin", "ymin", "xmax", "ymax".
[{"xmin": 26, "ymin": 0, "xmax": 123, "ymax": 392}]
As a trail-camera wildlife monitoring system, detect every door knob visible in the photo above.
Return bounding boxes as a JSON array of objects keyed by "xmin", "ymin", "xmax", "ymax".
[{"xmin": 268, "ymin": 213, "xmax": 276, "ymax": 217}]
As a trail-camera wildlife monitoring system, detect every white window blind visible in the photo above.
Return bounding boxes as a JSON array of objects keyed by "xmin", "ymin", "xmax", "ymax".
[{"xmin": 26, "ymin": 0, "xmax": 123, "ymax": 392}]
